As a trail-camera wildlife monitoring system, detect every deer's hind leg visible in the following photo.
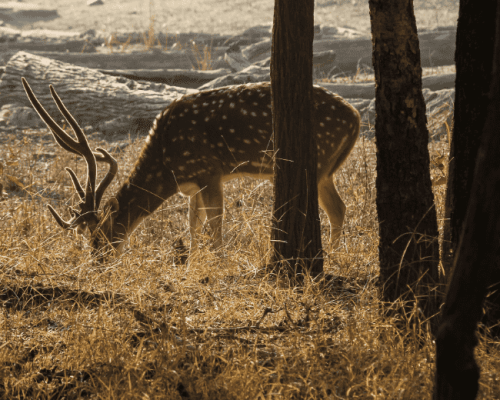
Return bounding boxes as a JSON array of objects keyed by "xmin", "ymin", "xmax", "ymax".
[{"xmin": 318, "ymin": 175, "xmax": 346, "ymax": 249}]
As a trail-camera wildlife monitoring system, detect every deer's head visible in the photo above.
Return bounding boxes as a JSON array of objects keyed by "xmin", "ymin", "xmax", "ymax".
[{"xmin": 22, "ymin": 78, "xmax": 125, "ymax": 257}]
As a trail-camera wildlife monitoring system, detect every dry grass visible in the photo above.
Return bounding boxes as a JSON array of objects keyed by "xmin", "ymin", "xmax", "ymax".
[
  {"xmin": 0, "ymin": 1, "xmax": 490, "ymax": 397},
  {"xmin": 99, "ymin": 18, "xmax": 216, "ymax": 71},
  {"xmin": 1, "ymin": 101, "xmax": 499, "ymax": 399}
]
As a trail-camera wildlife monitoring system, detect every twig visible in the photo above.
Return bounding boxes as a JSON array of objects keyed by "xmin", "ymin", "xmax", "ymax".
[
  {"xmin": 131, "ymin": 308, "xmax": 336, "ymax": 335},
  {"xmin": 284, "ymin": 302, "xmax": 296, "ymax": 327},
  {"xmin": 255, "ymin": 306, "xmax": 282, "ymax": 328}
]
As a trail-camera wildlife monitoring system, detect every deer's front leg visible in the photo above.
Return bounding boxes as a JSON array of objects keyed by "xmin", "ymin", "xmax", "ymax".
[
  {"xmin": 200, "ymin": 179, "xmax": 224, "ymax": 251},
  {"xmin": 188, "ymin": 191, "xmax": 207, "ymax": 254}
]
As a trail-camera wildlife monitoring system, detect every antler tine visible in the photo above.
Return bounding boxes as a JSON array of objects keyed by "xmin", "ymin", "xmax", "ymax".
[
  {"xmin": 65, "ymin": 167, "xmax": 86, "ymax": 201},
  {"xmin": 65, "ymin": 150, "xmax": 118, "ymax": 205},
  {"xmin": 48, "ymin": 84, "xmax": 97, "ymax": 211},
  {"xmin": 47, "ymin": 204, "xmax": 74, "ymax": 230},
  {"xmin": 94, "ymin": 148, "xmax": 118, "ymax": 209},
  {"xmin": 21, "ymin": 78, "xmax": 98, "ymax": 212},
  {"xmin": 21, "ymin": 78, "xmax": 81, "ymax": 157},
  {"xmin": 47, "ymin": 204, "xmax": 95, "ymax": 231},
  {"xmin": 48, "ymin": 85, "xmax": 92, "ymax": 155},
  {"xmin": 46, "ymin": 149, "xmax": 117, "ymax": 232}
]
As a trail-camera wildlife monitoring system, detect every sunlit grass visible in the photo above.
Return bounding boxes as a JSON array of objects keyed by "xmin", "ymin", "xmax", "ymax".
[{"xmin": 3, "ymin": 101, "xmax": 497, "ymax": 399}]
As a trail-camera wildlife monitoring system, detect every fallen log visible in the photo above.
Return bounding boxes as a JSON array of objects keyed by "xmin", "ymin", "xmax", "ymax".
[
  {"xmin": 200, "ymin": 64, "xmax": 455, "ymax": 98},
  {"xmin": 0, "ymin": 28, "xmax": 455, "ymax": 79},
  {"xmin": 0, "ymin": 51, "xmax": 456, "ymax": 135},
  {"xmin": 242, "ymin": 29, "xmax": 456, "ymax": 74},
  {"xmin": 0, "ymin": 48, "xmax": 229, "ymax": 71},
  {"xmin": 0, "ymin": 51, "xmax": 197, "ymax": 135},
  {"xmin": 321, "ymin": 72, "xmax": 456, "ymax": 99},
  {"xmin": 0, "ymin": 39, "xmax": 91, "ymax": 53},
  {"xmin": 98, "ymin": 68, "xmax": 232, "ymax": 89}
]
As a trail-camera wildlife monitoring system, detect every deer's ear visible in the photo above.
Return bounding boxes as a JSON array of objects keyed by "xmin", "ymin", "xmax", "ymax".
[{"xmin": 107, "ymin": 197, "xmax": 119, "ymax": 213}]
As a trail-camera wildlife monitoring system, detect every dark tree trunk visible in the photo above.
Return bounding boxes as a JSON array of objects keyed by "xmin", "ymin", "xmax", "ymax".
[
  {"xmin": 441, "ymin": 0, "xmax": 500, "ymax": 334},
  {"xmin": 368, "ymin": 0, "xmax": 441, "ymax": 322},
  {"xmin": 434, "ymin": 2, "xmax": 500, "ymax": 397},
  {"xmin": 270, "ymin": 0, "xmax": 323, "ymax": 278},
  {"xmin": 442, "ymin": 0, "xmax": 496, "ymax": 272}
]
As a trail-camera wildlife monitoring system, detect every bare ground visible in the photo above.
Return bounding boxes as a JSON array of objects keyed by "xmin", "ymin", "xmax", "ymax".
[{"xmin": 1, "ymin": 0, "xmax": 458, "ymax": 36}]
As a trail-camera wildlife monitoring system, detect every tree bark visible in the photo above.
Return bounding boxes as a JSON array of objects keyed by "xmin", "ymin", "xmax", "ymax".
[
  {"xmin": 270, "ymin": 0, "xmax": 323, "ymax": 278},
  {"xmin": 434, "ymin": 1, "xmax": 500, "ymax": 397},
  {"xmin": 441, "ymin": 0, "xmax": 500, "ymax": 334},
  {"xmin": 442, "ymin": 0, "xmax": 496, "ymax": 275},
  {"xmin": 368, "ymin": 0, "xmax": 441, "ymax": 323}
]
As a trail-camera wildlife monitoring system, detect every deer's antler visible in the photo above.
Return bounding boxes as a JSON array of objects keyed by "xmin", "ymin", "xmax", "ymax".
[{"xmin": 22, "ymin": 78, "xmax": 118, "ymax": 229}]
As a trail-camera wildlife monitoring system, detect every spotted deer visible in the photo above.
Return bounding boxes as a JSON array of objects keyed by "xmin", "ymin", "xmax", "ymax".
[{"xmin": 22, "ymin": 78, "xmax": 360, "ymax": 257}]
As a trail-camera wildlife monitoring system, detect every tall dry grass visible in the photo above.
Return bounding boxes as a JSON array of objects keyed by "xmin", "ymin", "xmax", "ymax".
[{"xmin": 0, "ymin": 90, "xmax": 499, "ymax": 399}]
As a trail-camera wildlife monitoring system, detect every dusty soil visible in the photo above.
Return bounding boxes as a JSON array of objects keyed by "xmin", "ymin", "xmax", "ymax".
[{"xmin": 1, "ymin": 0, "xmax": 458, "ymax": 36}]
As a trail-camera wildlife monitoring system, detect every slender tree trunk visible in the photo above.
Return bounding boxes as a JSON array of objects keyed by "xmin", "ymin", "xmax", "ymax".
[
  {"xmin": 368, "ymin": 0, "xmax": 441, "ymax": 323},
  {"xmin": 434, "ymin": 2, "xmax": 500, "ymax": 397},
  {"xmin": 441, "ymin": 0, "xmax": 500, "ymax": 335},
  {"xmin": 270, "ymin": 0, "xmax": 323, "ymax": 278}
]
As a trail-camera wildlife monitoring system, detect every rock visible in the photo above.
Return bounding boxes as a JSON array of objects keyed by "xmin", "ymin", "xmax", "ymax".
[{"xmin": 87, "ymin": 0, "xmax": 104, "ymax": 5}]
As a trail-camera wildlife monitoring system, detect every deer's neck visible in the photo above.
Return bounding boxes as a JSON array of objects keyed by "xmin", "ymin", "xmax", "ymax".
[{"xmin": 112, "ymin": 132, "xmax": 178, "ymax": 242}]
